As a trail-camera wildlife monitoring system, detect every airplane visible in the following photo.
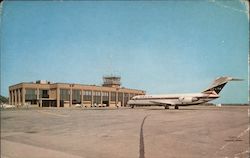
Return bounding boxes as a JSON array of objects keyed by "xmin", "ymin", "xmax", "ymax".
[{"xmin": 127, "ymin": 76, "xmax": 243, "ymax": 109}]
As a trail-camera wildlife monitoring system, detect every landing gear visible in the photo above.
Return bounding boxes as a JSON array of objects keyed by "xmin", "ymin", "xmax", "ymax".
[
  {"xmin": 164, "ymin": 105, "xmax": 169, "ymax": 109},
  {"xmin": 131, "ymin": 105, "xmax": 134, "ymax": 108},
  {"xmin": 174, "ymin": 105, "xmax": 179, "ymax": 109}
]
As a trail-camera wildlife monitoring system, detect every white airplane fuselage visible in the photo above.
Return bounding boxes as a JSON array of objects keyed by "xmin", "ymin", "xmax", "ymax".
[{"xmin": 128, "ymin": 92, "xmax": 219, "ymax": 106}]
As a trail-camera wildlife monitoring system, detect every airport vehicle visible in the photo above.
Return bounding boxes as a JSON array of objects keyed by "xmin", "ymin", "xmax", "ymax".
[
  {"xmin": 0, "ymin": 104, "xmax": 16, "ymax": 109},
  {"xmin": 127, "ymin": 76, "xmax": 242, "ymax": 109}
]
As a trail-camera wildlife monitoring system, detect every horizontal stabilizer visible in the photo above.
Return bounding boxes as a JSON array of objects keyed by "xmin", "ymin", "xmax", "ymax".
[{"xmin": 231, "ymin": 78, "xmax": 244, "ymax": 81}]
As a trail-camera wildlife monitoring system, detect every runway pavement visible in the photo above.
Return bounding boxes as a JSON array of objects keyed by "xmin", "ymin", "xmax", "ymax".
[{"xmin": 1, "ymin": 105, "xmax": 249, "ymax": 158}]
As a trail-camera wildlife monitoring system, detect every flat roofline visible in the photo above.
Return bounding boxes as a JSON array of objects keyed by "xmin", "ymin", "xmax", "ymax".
[
  {"xmin": 9, "ymin": 82, "xmax": 145, "ymax": 93},
  {"xmin": 54, "ymin": 82, "xmax": 145, "ymax": 92},
  {"xmin": 9, "ymin": 82, "xmax": 51, "ymax": 88}
]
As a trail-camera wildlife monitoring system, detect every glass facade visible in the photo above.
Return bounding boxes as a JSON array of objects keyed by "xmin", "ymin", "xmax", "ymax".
[
  {"xmin": 118, "ymin": 92, "xmax": 123, "ymax": 101},
  {"xmin": 93, "ymin": 91, "xmax": 101, "ymax": 104},
  {"xmin": 60, "ymin": 89, "xmax": 69, "ymax": 101},
  {"xmin": 102, "ymin": 91, "xmax": 109, "ymax": 101},
  {"xmin": 25, "ymin": 88, "xmax": 37, "ymax": 104},
  {"xmin": 111, "ymin": 92, "xmax": 116, "ymax": 101},
  {"xmin": 39, "ymin": 89, "xmax": 49, "ymax": 98},
  {"xmin": 72, "ymin": 90, "xmax": 81, "ymax": 104},
  {"xmin": 118, "ymin": 92, "xmax": 123, "ymax": 106},
  {"xmin": 25, "ymin": 89, "xmax": 36, "ymax": 100},
  {"xmin": 102, "ymin": 91, "xmax": 109, "ymax": 106},
  {"xmin": 83, "ymin": 90, "xmax": 92, "ymax": 101}
]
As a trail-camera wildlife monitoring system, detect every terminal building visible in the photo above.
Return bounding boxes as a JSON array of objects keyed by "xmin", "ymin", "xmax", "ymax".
[{"xmin": 8, "ymin": 76, "xmax": 145, "ymax": 108}]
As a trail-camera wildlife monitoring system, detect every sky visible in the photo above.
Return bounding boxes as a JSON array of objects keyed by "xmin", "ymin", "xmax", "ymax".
[{"xmin": 0, "ymin": 0, "xmax": 249, "ymax": 104}]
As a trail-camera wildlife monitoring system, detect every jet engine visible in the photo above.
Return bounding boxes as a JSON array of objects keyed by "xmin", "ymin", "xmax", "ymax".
[{"xmin": 179, "ymin": 96, "xmax": 198, "ymax": 103}]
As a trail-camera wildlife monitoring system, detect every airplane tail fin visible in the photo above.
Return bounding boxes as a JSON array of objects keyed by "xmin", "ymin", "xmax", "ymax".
[{"xmin": 202, "ymin": 76, "xmax": 243, "ymax": 94}]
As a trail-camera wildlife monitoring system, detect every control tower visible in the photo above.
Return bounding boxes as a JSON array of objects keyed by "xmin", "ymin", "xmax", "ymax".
[{"xmin": 102, "ymin": 75, "xmax": 121, "ymax": 88}]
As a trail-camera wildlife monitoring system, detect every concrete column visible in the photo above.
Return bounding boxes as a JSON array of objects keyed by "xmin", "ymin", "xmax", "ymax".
[
  {"xmin": 36, "ymin": 88, "xmax": 39, "ymax": 107},
  {"xmin": 108, "ymin": 92, "xmax": 111, "ymax": 107},
  {"xmin": 100, "ymin": 91, "xmax": 103, "ymax": 106},
  {"xmin": 17, "ymin": 89, "xmax": 21, "ymax": 106},
  {"xmin": 70, "ymin": 88, "xmax": 72, "ymax": 107},
  {"xmin": 39, "ymin": 99, "xmax": 42, "ymax": 108},
  {"xmin": 12, "ymin": 90, "xmax": 15, "ymax": 105},
  {"xmin": 22, "ymin": 88, "xmax": 25, "ymax": 106},
  {"xmin": 11, "ymin": 91, "xmax": 14, "ymax": 105},
  {"xmin": 91, "ymin": 90, "xmax": 93, "ymax": 106},
  {"xmin": 116, "ymin": 92, "xmax": 118, "ymax": 106},
  {"xmin": 122, "ymin": 92, "xmax": 124, "ymax": 107},
  {"xmin": 36, "ymin": 88, "xmax": 39, "ymax": 100},
  {"xmin": 20, "ymin": 89, "xmax": 22, "ymax": 105},
  {"xmin": 57, "ymin": 88, "xmax": 60, "ymax": 107},
  {"xmin": 14, "ymin": 90, "xmax": 17, "ymax": 105},
  {"xmin": 81, "ymin": 90, "xmax": 84, "ymax": 106},
  {"xmin": 12, "ymin": 90, "xmax": 14, "ymax": 105}
]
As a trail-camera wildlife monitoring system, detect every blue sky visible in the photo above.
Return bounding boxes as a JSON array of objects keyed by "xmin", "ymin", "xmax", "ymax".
[{"xmin": 1, "ymin": 1, "xmax": 249, "ymax": 103}]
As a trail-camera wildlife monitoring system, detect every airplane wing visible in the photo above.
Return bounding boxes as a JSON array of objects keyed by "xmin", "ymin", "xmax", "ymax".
[{"xmin": 150, "ymin": 100, "xmax": 176, "ymax": 105}]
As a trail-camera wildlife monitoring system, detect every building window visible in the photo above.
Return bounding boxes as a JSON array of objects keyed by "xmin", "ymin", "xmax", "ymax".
[
  {"xmin": 93, "ymin": 91, "xmax": 101, "ymax": 104},
  {"xmin": 83, "ymin": 90, "xmax": 92, "ymax": 101},
  {"xmin": 39, "ymin": 89, "xmax": 49, "ymax": 98},
  {"xmin": 25, "ymin": 89, "xmax": 36, "ymax": 100},
  {"xmin": 118, "ymin": 92, "xmax": 123, "ymax": 102},
  {"xmin": 72, "ymin": 90, "xmax": 81, "ymax": 104},
  {"xmin": 102, "ymin": 91, "xmax": 109, "ymax": 101},
  {"xmin": 25, "ymin": 89, "xmax": 37, "ymax": 104},
  {"xmin": 60, "ymin": 89, "xmax": 69, "ymax": 101}
]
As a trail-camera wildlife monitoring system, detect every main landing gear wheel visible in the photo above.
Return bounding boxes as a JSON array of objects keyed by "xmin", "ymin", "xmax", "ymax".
[
  {"xmin": 164, "ymin": 105, "xmax": 169, "ymax": 109},
  {"xmin": 174, "ymin": 105, "xmax": 179, "ymax": 109},
  {"xmin": 131, "ymin": 105, "xmax": 134, "ymax": 108}
]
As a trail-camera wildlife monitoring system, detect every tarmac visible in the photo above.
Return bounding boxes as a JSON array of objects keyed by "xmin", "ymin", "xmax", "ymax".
[{"xmin": 1, "ymin": 105, "xmax": 249, "ymax": 158}]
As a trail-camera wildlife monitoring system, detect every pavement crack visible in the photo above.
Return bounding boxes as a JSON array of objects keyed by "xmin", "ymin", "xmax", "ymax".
[{"xmin": 139, "ymin": 115, "xmax": 149, "ymax": 158}]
